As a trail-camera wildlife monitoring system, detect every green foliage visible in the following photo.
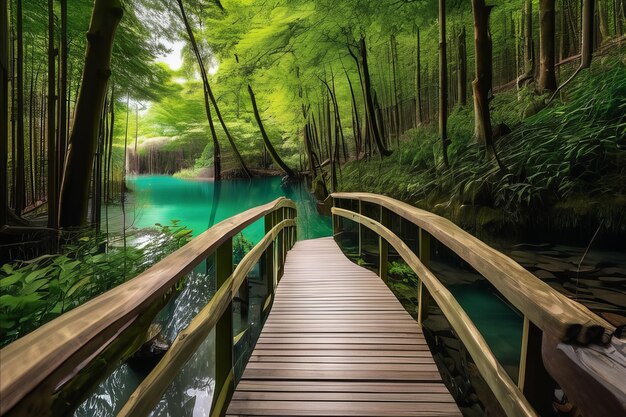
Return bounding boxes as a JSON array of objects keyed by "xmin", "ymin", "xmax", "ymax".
[
  {"xmin": 340, "ymin": 56, "xmax": 626, "ymax": 234},
  {"xmin": 388, "ymin": 261, "xmax": 418, "ymax": 283},
  {"xmin": 233, "ymin": 233, "xmax": 254, "ymax": 265},
  {"xmin": 0, "ymin": 222, "xmax": 192, "ymax": 347}
]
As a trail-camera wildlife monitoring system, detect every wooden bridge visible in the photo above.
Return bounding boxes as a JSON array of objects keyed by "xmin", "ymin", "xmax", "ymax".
[{"xmin": 0, "ymin": 193, "xmax": 623, "ymax": 417}]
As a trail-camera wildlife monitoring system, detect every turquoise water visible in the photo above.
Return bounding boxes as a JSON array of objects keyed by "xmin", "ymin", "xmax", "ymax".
[
  {"xmin": 125, "ymin": 176, "xmax": 332, "ymax": 242},
  {"xmin": 449, "ymin": 285, "xmax": 523, "ymax": 373}
]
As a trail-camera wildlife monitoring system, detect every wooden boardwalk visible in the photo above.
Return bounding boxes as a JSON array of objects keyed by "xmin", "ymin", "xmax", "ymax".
[{"xmin": 227, "ymin": 237, "xmax": 461, "ymax": 417}]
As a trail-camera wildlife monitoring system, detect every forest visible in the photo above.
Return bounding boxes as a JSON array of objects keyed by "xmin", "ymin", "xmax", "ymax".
[
  {"xmin": 1, "ymin": 0, "xmax": 625, "ymax": 233},
  {"xmin": 0, "ymin": 0, "xmax": 625, "ymax": 416}
]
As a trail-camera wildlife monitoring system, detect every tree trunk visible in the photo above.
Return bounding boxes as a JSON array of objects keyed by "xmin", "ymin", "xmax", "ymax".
[
  {"xmin": 15, "ymin": 0, "xmax": 25, "ymax": 215},
  {"xmin": 58, "ymin": 0, "xmax": 123, "ymax": 228},
  {"xmin": 57, "ymin": 0, "xmax": 67, "ymax": 203},
  {"xmin": 439, "ymin": 0, "xmax": 449, "ymax": 166},
  {"xmin": 597, "ymin": 0, "xmax": 610, "ymax": 41},
  {"xmin": 520, "ymin": 0, "xmax": 535, "ymax": 86},
  {"xmin": 415, "ymin": 26, "xmax": 423, "ymax": 126},
  {"xmin": 471, "ymin": 0, "xmax": 493, "ymax": 147},
  {"xmin": 175, "ymin": 0, "xmax": 222, "ymax": 181},
  {"xmin": 358, "ymin": 36, "xmax": 391, "ymax": 157},
  {"xmin": 248, "ymin": 84, "xmax": 295, "ymax": 178},
  {"xmin": 0, "ymin": 0, "xmax": 7, "ymax": 225},
  {"xmin": 581, "ymin": 0, "xmax": 595, "ymax": 68},
  {"xmin": 457, "ymin": 26, "xmax": 467, "ymax": 106},
  {"xmin": 346, "ymin": 71, "xmax": 361, "ymax": 155},
  {"xmin": 47, "ymin": 0, "xmax": 57, "ymax": 228},
  {"xmin": 205, "ymin": 75, "xmax": 250, "ymax": 178},
  {"xmin": 538, "ymin": 0, "xmax": 557, "ymax": 92},
  {"xmin": 619, "ymin": 0, "xmax": 625, "ymax": 35}
]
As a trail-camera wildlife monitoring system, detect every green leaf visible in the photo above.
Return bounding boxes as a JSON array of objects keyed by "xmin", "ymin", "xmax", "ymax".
[
  {"xmin": 0, "ymin": 273, "xmax": 23, "ymax": 288},
  {"xmin": 65, "ymin": 277, "xmax": 91, "ymax": 298}
]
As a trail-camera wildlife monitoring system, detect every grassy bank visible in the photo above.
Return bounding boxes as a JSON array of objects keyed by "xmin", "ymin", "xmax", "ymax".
[{"xmin": 339, "ymin": 55, "xmax": 626, "ymax": 245}]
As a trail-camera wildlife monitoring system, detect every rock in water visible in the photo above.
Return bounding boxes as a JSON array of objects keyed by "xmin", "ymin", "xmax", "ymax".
[{"xmin": 128, "ymin": 324, "xmax": 170, "ymax": 373}]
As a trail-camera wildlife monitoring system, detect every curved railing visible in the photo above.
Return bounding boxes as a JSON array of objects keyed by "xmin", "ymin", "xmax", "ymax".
[
  {"xmin": 0, "ymin": 198, "xmax": 297, "ymax": 417},
  {"xmin": 331, "ymin": 192, "xmax": 616, "ymax": 417}
]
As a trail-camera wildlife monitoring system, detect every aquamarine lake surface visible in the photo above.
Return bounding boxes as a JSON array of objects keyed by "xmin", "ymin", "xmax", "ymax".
[{"xmin": 125, "ymin": 175, "xmax": 332, "ymax": 242}]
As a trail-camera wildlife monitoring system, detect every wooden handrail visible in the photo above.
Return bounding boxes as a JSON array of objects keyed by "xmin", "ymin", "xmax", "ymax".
[
  {"xmin": 0, "ymin": 198, "xmax": 296, "ymax": 417},
  {"xmin": 332, "ymin": 192, "xmax": 614, "ymax": 343},
  {"xmin": 332, "ymin": 207, "xmax": 537, "ymax": 417},
  {"xmin": 117, "ymin": 218, "xmax": 297, "ymax": 417}
]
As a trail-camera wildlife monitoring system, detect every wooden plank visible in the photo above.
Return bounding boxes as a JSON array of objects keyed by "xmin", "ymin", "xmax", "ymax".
[
  {"xmin": 228, "ymin": 238, "xmax": 461, "ymax": 417},
  {"xmin": 235, "ymin": 381, "xmax": 451, "ymax": 393},
  {"xmin": 226, "ymin": 400, "xmax": 461, "ymax": 416},
  {"xmin": 249, "ymin": 356, "xmax": 435, "ymax": 364},
  {"xmin": 232, "ymin": 391, "xmax": 457, "ymax": 403}
]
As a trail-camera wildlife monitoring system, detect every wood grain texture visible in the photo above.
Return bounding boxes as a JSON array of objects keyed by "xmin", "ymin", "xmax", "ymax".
[
  {"xmin": 0, "ymin": 198, "xmax": 295, "ymax": 416},
  {"xmin": 227, "ymin": 238, "xmax": 461, "ymax": 417},
  {"xmin": 332, "ymin": 192, "xmax": 613, "ymax": 343},
  {"xmin": 332, "ymin": 208, "xmax": 538, "ymax": 417}
]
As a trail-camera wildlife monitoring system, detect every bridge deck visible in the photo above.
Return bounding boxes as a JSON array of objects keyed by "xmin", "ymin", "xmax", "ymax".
[{"xmin": 227, "ymin": 237, "xmax": 461, "ymax": 417}]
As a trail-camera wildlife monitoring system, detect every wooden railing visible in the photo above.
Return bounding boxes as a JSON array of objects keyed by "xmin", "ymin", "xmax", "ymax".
[
  {"xmin": 331, "ymin": 192, "xmax": 616, "ymax": 417},
  {"xmin": 0, "ymin": 197, "xmax": 297, "ymax": 417}
]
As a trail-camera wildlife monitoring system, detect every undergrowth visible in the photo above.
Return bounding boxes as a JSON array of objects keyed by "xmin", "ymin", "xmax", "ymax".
[
  {"xmin": 0, "ymin": 221, "xmax": 192, "ymax": 347},
  {"xmin": 340, "ymin": 55, "xmax": 626, "ymax": 239}
]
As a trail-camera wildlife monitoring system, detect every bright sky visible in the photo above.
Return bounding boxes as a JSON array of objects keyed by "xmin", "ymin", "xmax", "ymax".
[
  {"xmin": 159, "ymin": 39, "xmax": 185, "ymax": 71},
  {"xmin": 158, "ymin": 38, "xmax": 218, "ymax": 75}
]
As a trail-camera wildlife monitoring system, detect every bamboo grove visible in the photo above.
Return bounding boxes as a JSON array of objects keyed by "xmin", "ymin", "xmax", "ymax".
[{"xmin": 1, "ymin": 0, "xmax": 625, "ymax": 231}]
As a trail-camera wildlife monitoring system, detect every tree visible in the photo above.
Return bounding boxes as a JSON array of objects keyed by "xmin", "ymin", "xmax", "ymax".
[
  {"xmin": 357, "ymin": 35, "xmax": 391, "ymax": 157},
  {"xmin": 519, "ymin": 0, "xmax": 534, "ymax": 86},
  {"xmin": 549, "ymin": 0, "xmax": 595, "ymax": 101},
  {"xmin": 175, "ymin": 0, "xmax": 223, "ymax": 180},
  {"xmin": 439, "ymin": 0, "xmax": 449, "ymax": 166},
  {"xmin": 457, "ymin": 26, "xmax": 467, "ymax": 106},
  {"xmin": 0, "ymin": 0, "xmax": 7, "ymax": 226},
  {"xmin": 248, "ymin": 84, "xmax": 295, "ymax": 178},
  {"xmin": 58, "ymin": 0, "xmax": 124, "ymax": 227},
  {"xmin": 15, "ymin": 0, "xmax": 25, "ymax": 216},
  {"xmin": 47, "ymin": 0, "xmax": 56, "ymax": 229},
  {"xmin": 470, "ymin": 0, "xmax": 493, "ymax": 148},
  {"xmin": 56, "ymin": 0, "xmax": 68, "ymax": 221},
  {"xmin": 176, "ymin": 0, "xmax": 251, "ymax": 179},
  {"xmin": 415, "ymin": 25, "xmax": 423, "ymax": 125},
  {"xmin": 538, "ymin": 0, "xmax": 557, "ymax": 93}
]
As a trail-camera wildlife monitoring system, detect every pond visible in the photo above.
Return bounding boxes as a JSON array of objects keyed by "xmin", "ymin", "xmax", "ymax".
[{"xmin": 123, "ymin": 175, "xmax": 332, "ymax": 242}]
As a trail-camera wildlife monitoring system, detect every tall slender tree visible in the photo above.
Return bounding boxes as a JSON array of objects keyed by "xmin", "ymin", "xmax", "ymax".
[
  {"xmin": 47, "ymin": 0, "xmax": 57, "ymax": 228},
  {"xmin": 58, "ymin": 0, "xmax": 124, "ymax": 227},
  {"xmin": 538, "ymin": 0, "xmax": 557, "ymax": 92},
  {"xmin": 176, "ymin": 0, "xmax": 224, "ymax": 180},
  {"xmin": 248, "ymin": 84, "xmax": 295, "ymax": 178},
  {"xmin": 457, "ymin": 26, "xmax": 467, "ymax": 106},
  {"xmin": 471, "ymin": 0, "xmax": 493, "ymax": 147},
  {"xmin": 415, "ymin": 25, "xmax": 423, "ymax": 126},
  {"xmin": 0, "ymin": 0, "xmax": 7, "ymax": 225},
  {"xmin": 15, "ymin": 0, "xmax": 25, "ymax": 216},
  {"xmin": 439, "ymin": 0, "xmax": 449, "ymax": 166},
  {"xmin": 57, "ymin": 0, "xmax": 67, "ymax": 208}
]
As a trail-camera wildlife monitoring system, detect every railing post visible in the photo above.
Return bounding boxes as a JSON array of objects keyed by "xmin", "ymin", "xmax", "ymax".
[
  {"xmin": 417, "ymin": 228, "xmax": 430, "ymax": 327},
  {"xmin": 332, "ymin": 197, "xmax": 338, "ymax": 237},
  {"xmin": 358, "ymin": 200, "xmax": 363, "ymax": 258},
  {"xmin": 379, "ymin": 206, "xmax": 389, "ymax": 282},
  {"xmin": 518, "ymin": 316, "xmax": 556, "ymax": 416},
  {"xmin": 263, "ymin": 214, "xmax": 274, "ymax": 318},
  {"xmin": 211, "ymin": 237, "xmax": 233, "ymax": 417}
]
